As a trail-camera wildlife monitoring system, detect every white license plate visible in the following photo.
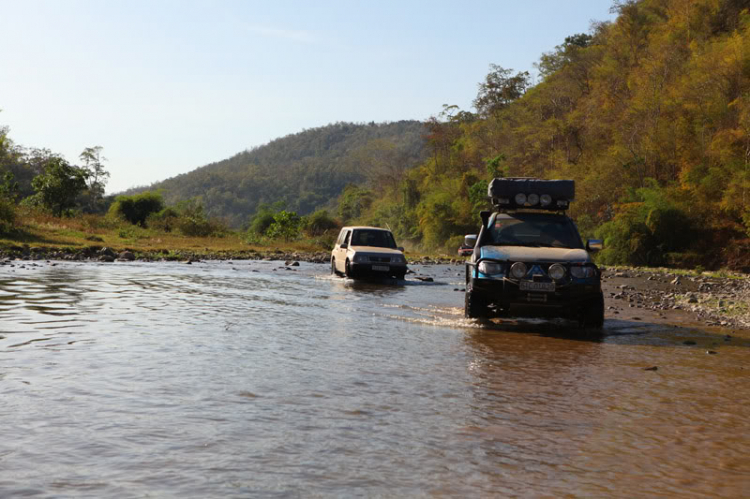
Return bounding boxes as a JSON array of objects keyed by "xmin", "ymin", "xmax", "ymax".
[
  {"xmin": 519, "ymin": 281, "xmax": 555, "ymax": 292},
  {"xmin": 372, "ymin": 265, "xmax": 390, "ymax": 272}
]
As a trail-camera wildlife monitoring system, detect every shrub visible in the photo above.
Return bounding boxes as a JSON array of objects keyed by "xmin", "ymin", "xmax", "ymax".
[
  {"xmin": 248, "ymin": 211, "xmax": 276, "ymax": 235},
  {"xmin": 266, "ymin": 210, "xmax": 301, "ymax": 241},
  {"xmin": 302, "ymin": 209, "xmax": 338, "ymax": 237},
  {"xmin": 173, "ymin": 200, "xmax": 226, "ymax": 237},
  {"xmin": 0, "ymin": 198, "xmax": 16, "ymax": 235},
  {"xmin": 177, "ymin": 216, "xmax": 226, "ymax": 237},
  {"xmin": 596, "ymin": 181, "xmax": 697, "ymax": 266},
  {"xmin": 109, "ymin": 191, "xmax": 164, "ymax": 226},
  {"xmin": 147, "ymin": 207, "xmax": 180, "ymax": 233}
]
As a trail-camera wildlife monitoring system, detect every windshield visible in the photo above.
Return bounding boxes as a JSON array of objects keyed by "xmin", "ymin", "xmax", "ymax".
[
  {"xmin": 487, "ymin": 214, "xmax": 583, "ymax": 249},
  {"xmin": 351, "ymin": 229, "xmax": 398, "ymax": 249}
]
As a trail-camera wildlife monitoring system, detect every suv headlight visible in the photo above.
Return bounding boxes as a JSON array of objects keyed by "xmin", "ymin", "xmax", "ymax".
[
  {"xmin": 570, "ymin": 265, "xmax": 595, "ymax": 278},
  {"xmin": 510, "ymin": 262, "xmax": 527, "ymax": 279},
  {"xmin": 353, "ymin": 254, "xmax": 368, "ymax": 263},
  {"xmin": 548, "ymin": 263, "xmax": 566, "ymax": 280},
  {"xmin": 478, "ymin": 262, "xmax": 506, "ymax": 276}
]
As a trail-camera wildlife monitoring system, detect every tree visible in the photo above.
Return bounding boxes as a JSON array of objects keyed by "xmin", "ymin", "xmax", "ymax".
[
  {"xmin": 108, "ymin": 191, "xmax": 164, "ymax": 226},
  {"xmin": 473, "ymin": 65, "xmax": 531, "ymax": 116},
  {"xmin": 266, "ymin": 210, "xmax": 301, "ymax": 241},
  {"xmin": 79, "ymin": 146, "xmax": 110, "ymax": 211},
  {"xmin": 31, "ymin": 158, "xmax": 89, "ymax": 217}
]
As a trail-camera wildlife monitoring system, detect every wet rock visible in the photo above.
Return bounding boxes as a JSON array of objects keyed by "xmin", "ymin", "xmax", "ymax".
[
  {"xmin": 414, "ymin": 276, "xmax": 434, "ymax": 282},
  {"xmin": 671, "ymin": 277, "xmax": 681, "ymax": 286},
  {"xmin": 99, "ymin": 247, "xmax": 117, "ymax": 258},
  {"xmin": 285, "ymin": 261, "xmax": 300, "ymax": 267},
  {"xmin": 99, "ymin": 255, "xmax": 115, "ymax": 263},
  {"xmin": 118, "ymin": 251, "xmax": 136, "ymax": 261}
]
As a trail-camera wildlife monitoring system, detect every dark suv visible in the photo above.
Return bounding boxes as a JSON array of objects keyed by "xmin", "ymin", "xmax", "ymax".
[{"xmin": 465, "ymin": 178, "xmax": 604, "ymax": 328}]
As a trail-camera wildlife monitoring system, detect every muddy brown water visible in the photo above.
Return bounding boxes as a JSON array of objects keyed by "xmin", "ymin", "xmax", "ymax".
[{"xmin": 1, "ymin": 261, "xmax": 749, "ymax": 497}]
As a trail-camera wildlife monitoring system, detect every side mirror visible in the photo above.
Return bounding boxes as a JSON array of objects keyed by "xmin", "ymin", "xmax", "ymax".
[
  {"xmin": 398, "ymin": 246, "xmax": 404, "ymax": 252},
  {"xmin": 464, "ymin": 235, "xmax": 477, "ymax": 248},
  {"xmin": 587, "ymin": 239, "xmax": 603, "ymax": 252},
  {"xmin": 340, "ymin": 243, "xmax": 348, "ymax": 249}
]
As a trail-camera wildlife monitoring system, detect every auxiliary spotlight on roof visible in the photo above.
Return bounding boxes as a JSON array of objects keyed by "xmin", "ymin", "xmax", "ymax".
[{"xmin": 488, "ymin": 178, "xmax": 575, "ymax": 211}]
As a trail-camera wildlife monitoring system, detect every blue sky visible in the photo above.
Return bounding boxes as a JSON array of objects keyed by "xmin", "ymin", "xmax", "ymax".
[{"xmin": 0, "ymin": 0, "xmax": 616, "ymax": 193}]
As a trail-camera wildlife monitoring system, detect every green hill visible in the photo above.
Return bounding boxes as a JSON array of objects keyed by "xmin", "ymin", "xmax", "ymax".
[
  {"xmin": 350, "ymin": 0, "xmax": 750, "ymax": 270},
  {"xmin": 126, "ymin": 121, "xmax": 427, "ymax": 227}
]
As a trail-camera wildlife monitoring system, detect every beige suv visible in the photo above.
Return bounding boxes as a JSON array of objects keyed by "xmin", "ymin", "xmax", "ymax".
[{"xmin": 331, "ymin": 226, "xmax": 407, "ymax": 279}]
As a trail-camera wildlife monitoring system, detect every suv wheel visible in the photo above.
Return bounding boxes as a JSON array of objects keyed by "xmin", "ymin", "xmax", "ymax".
[
  {"xmin": 465, "ymin": 289, "xmax": 489, "ymax": 318},
  {"xmin": 331, "ymin": 258, "xmax": 339, "ymax": 276},
  {"xmin": 345, "ymin": 259, "xmax": 355, "ymax": 279},
  {"xmin": 581, "ymin": 292, "xmax": 605, "ymax": 329}
]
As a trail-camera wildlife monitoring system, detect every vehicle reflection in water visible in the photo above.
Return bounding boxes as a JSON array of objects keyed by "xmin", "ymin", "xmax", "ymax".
[
  {"xmin": 0, "ymin": 260, "xmax": 748, "ymax": 497},
  {"xmin": 461, "ymin": 320, "xmax": 750, "ymax": 496}
]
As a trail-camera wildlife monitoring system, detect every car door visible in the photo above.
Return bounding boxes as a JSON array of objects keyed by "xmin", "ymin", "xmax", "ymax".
[{"xmin": 334, "ymin": 229, "xmax": 351, "ymax": 273}]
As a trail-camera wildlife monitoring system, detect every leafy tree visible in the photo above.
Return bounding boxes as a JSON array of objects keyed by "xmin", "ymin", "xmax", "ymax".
[
  {"xmin": 79, "ymin": 146, "xmax": 109, "ymax": 212},
  {"xmin": 302, "ymin": 209, "xmax": 338, "ymax": 236},
  {"xmin": 109, "ymin": 191, "xmax": 164, "ymax": 226},
  {"xmin": 247, "ymin": 201, "xmax": 285, "ymax": 235},
  {"xmin": 31, "ymin": 158, "xmax": 89, "ymax": 217},
  {"xmin": 473, "ymin": 65, "xmax": 530, "ymax": 116},
  {"xmin": 266, "ymin": 210, "xmax": 301, "ymax": 241},
  {"xmin": 0, "ymin": 171, "xmax": 19, "ymax": 201}
]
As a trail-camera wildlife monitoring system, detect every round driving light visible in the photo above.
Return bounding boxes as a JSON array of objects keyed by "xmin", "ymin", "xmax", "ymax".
[
  {"xmin": 527, "ymin": 193, "xmax": 539, "ymax": 206},
  {"xmin": 514, "ymin": 193, "xmax": 527, "ymax": 205},
  {"xmin": 510, "ymin": 262, "xmax": 527, "ymax": 279},
  {"xmin": 540, "ymin": 194, "xmax": 552, "ymax": 206},
  {"xmin": 548, "ymin": 263, "xmax": 566, "ymax": 280}
]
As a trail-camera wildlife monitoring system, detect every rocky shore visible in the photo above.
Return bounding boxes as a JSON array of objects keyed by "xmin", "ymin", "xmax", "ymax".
[
  {"xmin": 0, "ymin": 244, "xmax": 333, "ymax": 265},
  {"xmin": 601, "ymin": 267, "xmax": 750, "ymax": 330}
]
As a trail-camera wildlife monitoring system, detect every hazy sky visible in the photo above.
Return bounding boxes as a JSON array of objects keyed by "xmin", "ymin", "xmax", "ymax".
[{"xmin": 0, "ymin": 0, "xmax": 616, "ymax": 193}]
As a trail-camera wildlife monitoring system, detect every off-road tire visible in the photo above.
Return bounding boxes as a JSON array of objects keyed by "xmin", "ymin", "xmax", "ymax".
[
  {"xmin": 345, "ymin": 259, "xmax": 355, "ymax": 279},
  {"xmin": 465, "ymin": 289, "xmax": 489, "ymax": 319},
  {"xmin": 581, "ymin": 292, "xmax": 605, "ymax": 330},
  {"xmin": 331, "ymin": 258, "xmax": 340, "ymax": 277}
]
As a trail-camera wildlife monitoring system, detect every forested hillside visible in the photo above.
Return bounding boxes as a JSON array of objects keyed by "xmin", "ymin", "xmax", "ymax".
[
  {"xmin": 128, "ymin": 121, "xmax": 427, "ymax": 227},
  {"xmin": 347, "ymin": 0, "xmax": 750, "ymax": 270}
]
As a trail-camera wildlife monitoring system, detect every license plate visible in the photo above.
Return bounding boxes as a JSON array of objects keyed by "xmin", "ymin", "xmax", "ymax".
[
  {"xmin": 519, "ymin": 281, "xmax": 555, "ymax": 292},
  {"xmin": 372, "ymin": 265, "xmax": 389, "ymax": 272}
]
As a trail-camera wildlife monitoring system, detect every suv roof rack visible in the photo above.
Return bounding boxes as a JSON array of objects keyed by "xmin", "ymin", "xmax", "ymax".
[{"xmin": 488, "ymin": 177, "xmax": 575, "ymax": 211}]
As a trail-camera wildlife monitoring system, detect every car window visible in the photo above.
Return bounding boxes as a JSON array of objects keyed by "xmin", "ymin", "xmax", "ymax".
[
  {"xmin": 488, "ymin": 216, "xmax": 583, "ymax": 249},
  {"xmin": 336, "ymin": 229, "xmax": 349, "ymax": 246},
  {"xmin": 342, "ymin": 231, "xmax": 351, "ymax": 246},
  {"xmin": 351, "ymin": 229, "xmax": 397, "ymax": 249}
]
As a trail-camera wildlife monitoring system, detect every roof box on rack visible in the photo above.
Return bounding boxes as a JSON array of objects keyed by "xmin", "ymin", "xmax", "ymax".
[{"xmin": 488, "ymin": 178, "xmax": 575, "ymax": 210}]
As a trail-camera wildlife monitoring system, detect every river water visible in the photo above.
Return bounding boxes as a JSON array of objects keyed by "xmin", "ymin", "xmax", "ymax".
[{"xmin": 1, "ymin": 260, "xmax": 749, "ymax": 497}]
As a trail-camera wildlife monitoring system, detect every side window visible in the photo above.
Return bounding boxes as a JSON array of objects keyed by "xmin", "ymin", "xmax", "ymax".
[
  {"xmin": 336, "ymin": 229, "xmax": 346, "ymax": 246},
  {"xmin": 343, "ymin": 231, "xmax": 351, "ymax": 246}
]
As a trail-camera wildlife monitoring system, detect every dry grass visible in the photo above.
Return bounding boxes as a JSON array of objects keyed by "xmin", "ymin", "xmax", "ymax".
[{"xmin": 0, "ymin": 209, "xmax": 328, "ymax": 255}]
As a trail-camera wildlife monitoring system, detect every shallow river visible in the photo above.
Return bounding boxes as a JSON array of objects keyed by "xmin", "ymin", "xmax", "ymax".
[{"xmin": 1, "ymin": 260, "xmax": 749, "ymax": 498}]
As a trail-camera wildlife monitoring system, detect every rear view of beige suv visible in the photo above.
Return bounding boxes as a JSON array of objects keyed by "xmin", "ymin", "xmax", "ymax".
[{"xmin": 331, "ymin": 226, "xmax": 407, "ymax": 280}]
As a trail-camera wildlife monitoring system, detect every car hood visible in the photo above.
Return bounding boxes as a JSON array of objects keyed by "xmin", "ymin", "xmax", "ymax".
[
  {"xmin": 350, "ymin": 246, "xmax": 403, "ymax": 255},
  {"xmin": 479, "ymin": 245, "xmax": 591, "ymax": 263}
]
